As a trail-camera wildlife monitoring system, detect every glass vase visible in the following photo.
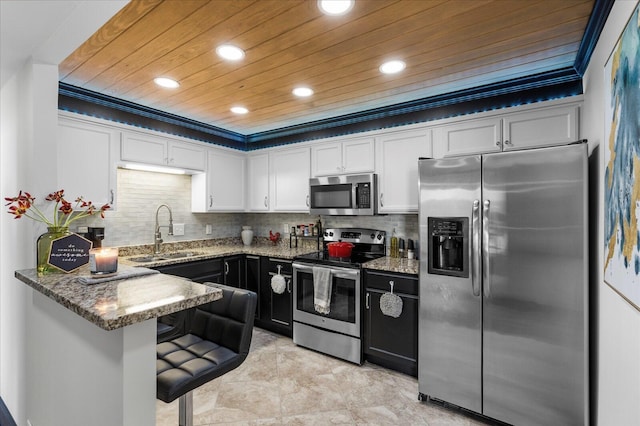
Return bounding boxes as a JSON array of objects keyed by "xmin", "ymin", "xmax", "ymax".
[{"xmin": 37, "ymin": 226, "xmax": 71, "ymax": 275}]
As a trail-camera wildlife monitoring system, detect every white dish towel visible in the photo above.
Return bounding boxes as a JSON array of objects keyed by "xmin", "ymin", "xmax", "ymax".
[{"xmin": 312, "ymin": 266, "xmax": 332, "ymax": 314}]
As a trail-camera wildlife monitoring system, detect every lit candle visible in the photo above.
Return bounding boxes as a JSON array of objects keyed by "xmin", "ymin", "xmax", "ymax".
[{"xmin": 89, "ymin": 247, "xmax": 119, "ymax": 274}]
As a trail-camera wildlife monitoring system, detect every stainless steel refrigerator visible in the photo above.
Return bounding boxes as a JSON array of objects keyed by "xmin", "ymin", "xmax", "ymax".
[{"xmin": 418, "ymin": 143, "xmax": 588, "ymax": 425}]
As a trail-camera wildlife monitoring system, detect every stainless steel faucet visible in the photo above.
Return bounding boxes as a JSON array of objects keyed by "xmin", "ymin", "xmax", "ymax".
[{"xmin": 154, "ymin": 204, "xmax": 174, "ymax": 254}]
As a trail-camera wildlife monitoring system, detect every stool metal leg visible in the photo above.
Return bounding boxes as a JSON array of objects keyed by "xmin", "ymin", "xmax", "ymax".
[{"xmin": 178, "ymin": 391, "xmax": 193, "ymax": 426}]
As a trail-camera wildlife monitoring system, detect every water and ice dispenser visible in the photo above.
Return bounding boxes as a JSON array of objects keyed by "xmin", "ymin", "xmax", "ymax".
[{"xmin": 427, "ymin": 217, "xmax": 469, "ymax": 278}]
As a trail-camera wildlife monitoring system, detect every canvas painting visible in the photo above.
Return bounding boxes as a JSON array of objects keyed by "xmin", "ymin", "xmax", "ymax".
[{"xmin": 604, "ymin": 3, "xmax": 640, "ymax": 311}]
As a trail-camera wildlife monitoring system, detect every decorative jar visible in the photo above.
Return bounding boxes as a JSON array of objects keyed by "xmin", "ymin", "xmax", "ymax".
[
  {"xmin": 241, "ymin": 226, "xmax": 254, "ymax": 246},
  {"xmin": 37, "ymin": 226, "xmax": 71, "ymax": 275}
]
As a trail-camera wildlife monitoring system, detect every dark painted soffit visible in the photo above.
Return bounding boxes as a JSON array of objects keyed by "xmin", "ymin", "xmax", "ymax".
[
  {"xmin": 59, "ymin": 70, "xmax": 582, "ymax": 151},
  {"xmin": 57, "ymin": 0, "xmax": 611, "ymax": 152}
]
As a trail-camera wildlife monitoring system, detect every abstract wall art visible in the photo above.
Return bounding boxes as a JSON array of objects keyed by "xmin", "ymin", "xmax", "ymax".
[{"xmin": 604, "ymin": 2, "xmax": 640, "ymax": 311}]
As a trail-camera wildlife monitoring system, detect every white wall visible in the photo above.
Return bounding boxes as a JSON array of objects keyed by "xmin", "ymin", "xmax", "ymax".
[
  {"xmin": 0, "ymin": 63, "xmax": 31, "ymax": 426},
  {"xmin": 581, "ymin": 1, "xmax": 640, "ymax": 424},
  {"xmin": 0, "ymin": 2, "xmax": 128, "ymax": 424}
]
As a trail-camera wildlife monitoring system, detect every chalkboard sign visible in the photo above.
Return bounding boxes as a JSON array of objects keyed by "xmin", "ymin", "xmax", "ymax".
[{"xmin": 48, "ymin": 234, "xmax": 92, "ymax": 273}]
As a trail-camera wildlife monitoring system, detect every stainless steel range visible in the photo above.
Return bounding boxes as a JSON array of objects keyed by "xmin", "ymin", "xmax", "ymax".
[{"xmin": 292, "ymin": 228, "xmax": 386, "ymax": 364}]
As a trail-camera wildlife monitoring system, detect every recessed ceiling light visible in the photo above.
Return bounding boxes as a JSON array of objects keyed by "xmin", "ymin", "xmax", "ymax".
[
  {"xmin": 153, "ymin": 77, "xmax": 180, "ymax": 88},
  {"xmin": 231, "ymin": 106, "xmax": 249, "ymax": 114},
  {"xmin": 216, "ymin": 44, "xmax": 245, "ymax": 61},
  {"xmin": 379, "ymin": 60, "xmax": 406, "ymax": 75},
  {"xmin": 318, "ymin": 0, "xmax": 354, "ymax": 15},
  {"xmin": 292, "ymin": 87, "xmax": 314, "ymax": 97}
]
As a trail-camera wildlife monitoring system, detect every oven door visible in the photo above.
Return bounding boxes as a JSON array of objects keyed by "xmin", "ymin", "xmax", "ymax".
[{"xmin": 292, "ymin": 262, "xmax": 361, "ymax": 337}]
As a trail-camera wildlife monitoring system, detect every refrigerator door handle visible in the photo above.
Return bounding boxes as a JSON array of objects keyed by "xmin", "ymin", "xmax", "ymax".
[
  {"xmin": 482, "ymin": 199, "xmax": 491, "ymax": 298},
  {"xmin": 471, "ymin": 199, "xmax": 481, "ymax": 297}
]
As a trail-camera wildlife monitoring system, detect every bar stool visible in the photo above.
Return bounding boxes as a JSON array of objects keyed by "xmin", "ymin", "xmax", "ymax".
[{"xmin": 156, "ymin": 284, "xmax": 256, "ymax": 426}]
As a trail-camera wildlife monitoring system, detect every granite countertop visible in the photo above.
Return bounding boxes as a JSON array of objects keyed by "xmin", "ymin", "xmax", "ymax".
[
  {"xmin": 15, "ymin": 265, "xmax": 222, "ymax": 331},
  {"xmin": 119, "ymin": 240, "xmax": 419, "ymax": 275},
  {"xmin": 363, "ymin": 256, "xmax": 419, "ymax": 275},
  {"xmin": 119, "ymin": 242, "xmax": 319, "ymax": 268}
]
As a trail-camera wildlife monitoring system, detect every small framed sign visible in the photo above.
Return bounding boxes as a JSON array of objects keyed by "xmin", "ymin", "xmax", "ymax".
[{"xmin": 48, "ymin": 233, "xmax": 92, "ymax": 273}]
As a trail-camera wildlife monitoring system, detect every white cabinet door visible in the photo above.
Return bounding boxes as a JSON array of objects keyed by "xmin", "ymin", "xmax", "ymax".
[
  {"xmin": 206, "ymin": 149, "xmax": 245, "ymax": 211},
  {"xmin": 342, "ymin": 137, "xmax": 375, "ymax": 174},
  {"xmin": 168, "ymin": 141, "xmax": 205, "ymax": 171},
  {"xmin": 246, "ymin": 153, "xmax": 270, "ymax": 211},
  {"xmin": 376, "ymin": 129, "xmax": 432, "ymax": 213},
  {"xmin": 433, "ymin": 117, "xmax": 502, "ymax": 157},
  {"xmin": 58, "ymin": 117, "xmax": 119, "ymax": 209},
  {"xmin": 502, "ymin": 105, "xmax": 579, "ymax": 151},
  {"xmin": 270, "ymin": 147, "xmax": 310, "ymax": 212},
  {"xmin": 121, "ymin": 132, "xmax": 167, "ymax": 165},
  {"xmin": 311, "ymin": 142, "xmax": 342, "ymax": 176}
]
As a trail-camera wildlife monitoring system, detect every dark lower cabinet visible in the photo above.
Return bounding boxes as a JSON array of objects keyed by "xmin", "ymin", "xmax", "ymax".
[
  {"xmin": 363, "ymin": 270, "xmax": 419, "ymax": 377},
  {"xmin": 245, "ymin": 255, "xmax": 261, "ymax": 319},
  {"xmin": 223, "ymin": 255, "xmax": 245, "ymax": 288},
  {"xmin": 256, "ymin": 257, "xmax": 293, "ymax": 337},
  {"xmin": 153, "ymin": 258, "xmax": 223, "ymax": 284}
]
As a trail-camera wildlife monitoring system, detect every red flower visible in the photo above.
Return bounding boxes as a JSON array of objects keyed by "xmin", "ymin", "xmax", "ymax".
[{"xmin": 45, "ymin": 190, "xmax": 65, "ymax": 203}]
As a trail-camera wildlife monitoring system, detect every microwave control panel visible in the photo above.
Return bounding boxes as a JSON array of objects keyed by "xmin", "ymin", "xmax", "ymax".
[{"xmin": 356, "ymin": 183, "xmax": 371, "ymax": 208}]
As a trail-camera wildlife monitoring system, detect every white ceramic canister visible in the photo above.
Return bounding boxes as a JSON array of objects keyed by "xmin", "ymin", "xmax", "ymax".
[{"xmin": 241, "ymin": 226, "xmax": 254, "ymax": 246}]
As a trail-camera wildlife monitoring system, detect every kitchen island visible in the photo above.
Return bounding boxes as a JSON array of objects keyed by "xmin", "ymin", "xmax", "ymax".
[{"xmin": 15, "ymin": 265, "xmax": 222, "ymax": 426}]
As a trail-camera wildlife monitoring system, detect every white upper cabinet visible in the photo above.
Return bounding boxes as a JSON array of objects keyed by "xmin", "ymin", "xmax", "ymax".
[
  {"xmin": 246, "ymin": 152, "xmax": 270, "ymax": 211},
  {"xmin": 433, "ymin": 117, "xmax": 502, "ymax": 158},
  {"xmin": 502, "ymin": 105, "xmax": 579, "ymax": 151},
  {"xmin": 376, "ymin": 128, "xmax": 432, "ymax": 213},
  {"xmin": 270, "ymin": 146, "xmax": 310, "ymax": 212},
  {"xmin": 192, "ymin": 148, "xmax": 245, "ymax": 212},
  {"xmin": 433, "ymin": 103, "xmax": 580, "ymax": 157},
  {"xmin": 58, "ymin": 116, "xmax": 119, "ymax": 209},
  {"xmin": 121, "ymin": 132, "xmax": 205, "ymax": 171},
  {"xmin": 311, "ymin": 137, "xmax": 375, "ymax": 176}
]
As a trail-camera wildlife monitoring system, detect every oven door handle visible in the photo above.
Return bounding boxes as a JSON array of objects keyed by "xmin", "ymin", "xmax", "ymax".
[{"xmin": 292, "ymin": 263, "xmax": 360, "ymax": 280}]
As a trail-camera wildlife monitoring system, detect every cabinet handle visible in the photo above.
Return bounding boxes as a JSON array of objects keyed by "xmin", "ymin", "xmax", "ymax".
[
  {"xmin": 504, "ymin": 140, "xmax": 511, "ymax": 146},
  {"xmin": 110, "ymin": 189, "xmax": 114, "ymax": 205},
  {"xmin": 306, "ymin": 195, "xmax": 310, "ymax": 207},
  {"xmin": 380, "ymin": 193, "xmax": 384, "ymax": 207},
  {"xmin": 224, "ymin": 261, "xmax": 229, "ymax": 275},
  {"xmin": 209, "ymin": 195, "xmax": 213, "ymax": 208},
  {"xmin": 264, "ymin": 196, "xmax": 268, "ymax": 207},
  {"xmin": 495, "ymin": 141, "xmax": 501, "ymax": 146},
  {"xmin": 286, "ymin": 278, "xmax": 291, "ymax": 293},
  {"xmin": 366, "ymin": 292, "xmax": 370, "ymax": 310}
]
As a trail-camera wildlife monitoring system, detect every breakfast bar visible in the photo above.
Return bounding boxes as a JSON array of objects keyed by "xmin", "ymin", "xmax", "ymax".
[{"xmin": 15, "ymin": 265, "xmax": 222, "ymax": 426}]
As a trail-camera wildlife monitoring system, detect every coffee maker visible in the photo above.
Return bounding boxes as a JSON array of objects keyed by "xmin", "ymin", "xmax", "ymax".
[{"xmin": 86, "ymin": 227, "xmax": 105, "ymax": 248}]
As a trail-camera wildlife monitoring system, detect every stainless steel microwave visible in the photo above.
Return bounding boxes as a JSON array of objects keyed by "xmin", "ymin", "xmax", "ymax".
[{"xmin": 309, "ymin": 173, "xmax": 378, "ymax": 215}]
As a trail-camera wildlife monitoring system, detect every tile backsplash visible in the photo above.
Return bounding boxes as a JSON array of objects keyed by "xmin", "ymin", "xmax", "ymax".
[{"xmin": 76, "ymin": 168, "xmax": 418, "ymax": 250}]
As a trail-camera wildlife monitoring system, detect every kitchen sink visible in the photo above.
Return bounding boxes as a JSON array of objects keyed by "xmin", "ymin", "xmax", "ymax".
[
  {"xmin": 128, "ymin": 252, "xmax": 202, "ymax": 263},
  {"xmin": 162, "ymin": 252, "xmax": 201, "ymax": 259}
]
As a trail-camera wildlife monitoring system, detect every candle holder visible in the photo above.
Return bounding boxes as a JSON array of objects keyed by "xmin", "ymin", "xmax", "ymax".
[{"xmin": 89, "ymin": 247, "xmax": 119, "ymax": 275}]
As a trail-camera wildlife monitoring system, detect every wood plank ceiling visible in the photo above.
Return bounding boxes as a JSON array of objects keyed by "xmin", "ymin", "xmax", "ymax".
[{"xmin": 60, "ymin": 0, "xmax": 595, "ymax": 135}]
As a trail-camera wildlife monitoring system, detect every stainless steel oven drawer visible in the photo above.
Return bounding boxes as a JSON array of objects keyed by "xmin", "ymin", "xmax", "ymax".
[{"xmin": 293, "ymin": 322, "xmax": 362, "ymax": 365}]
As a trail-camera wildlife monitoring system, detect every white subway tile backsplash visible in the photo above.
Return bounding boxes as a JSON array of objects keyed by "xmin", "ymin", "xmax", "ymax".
[{"xmin": 74, "ymin": 168, "xmax": 418, "ymax": 249}]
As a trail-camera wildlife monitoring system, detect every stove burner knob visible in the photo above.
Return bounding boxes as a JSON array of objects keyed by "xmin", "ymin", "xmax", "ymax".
[
  {"xmin": 370, "ymin": 233, "xmax": 375, "ymax": 240},
  {"xmin": 376, "ymin": 233, "xmax": 382, "ymax": 240}
]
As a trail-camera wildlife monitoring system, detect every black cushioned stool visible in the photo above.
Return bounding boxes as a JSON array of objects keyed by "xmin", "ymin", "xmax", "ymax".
[{"xmin": 156, "ymin": 284, "xmax": 257, "ymax": 426}]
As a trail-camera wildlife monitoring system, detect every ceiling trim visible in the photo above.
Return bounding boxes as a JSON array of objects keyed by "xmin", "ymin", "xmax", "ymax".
[
  {"xmin": 59, "ymin": 69, "xmax": 582, "ymax": 151},
  {"xmin": 573, "ymin": 0, "xmax": 615, "ymax": 75}
]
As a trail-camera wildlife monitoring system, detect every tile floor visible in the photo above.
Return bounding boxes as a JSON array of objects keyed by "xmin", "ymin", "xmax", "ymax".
[{"xmin": 156, "ymin": 328, "xmax": 490, "ymax": 425}]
